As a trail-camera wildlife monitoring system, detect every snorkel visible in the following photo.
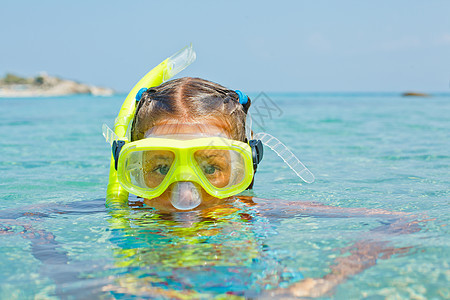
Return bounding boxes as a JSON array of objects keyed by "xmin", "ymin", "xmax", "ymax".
[{"xmin": 104, "ymin": 44, "xmax": 196, "ymax": 208}]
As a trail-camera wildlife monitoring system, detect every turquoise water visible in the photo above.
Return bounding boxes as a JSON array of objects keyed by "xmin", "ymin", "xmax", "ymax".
[{"xmin": 0, "ymin": 93, "xmax": 448, "ymax": 299}]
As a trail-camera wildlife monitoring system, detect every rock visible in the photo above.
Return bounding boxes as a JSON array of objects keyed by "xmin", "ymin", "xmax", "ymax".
[
  {"xmin": 401, "ymin": 92, "xmax": 431, "ymax": 97},
  {"xmin": 0, "ymin": 72, "xmax": 115, "ymax": 97}
]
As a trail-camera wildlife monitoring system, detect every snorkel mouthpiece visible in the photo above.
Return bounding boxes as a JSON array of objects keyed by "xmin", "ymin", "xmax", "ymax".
[{"xmin": 169, "ymin": 182, "xmax": 202, "ymax": 210}]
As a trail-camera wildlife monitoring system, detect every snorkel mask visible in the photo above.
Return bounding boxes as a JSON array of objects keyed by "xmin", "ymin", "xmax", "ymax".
[
  {"xmin": 107, "ymin": 126, "xmax": 263, "ymax": 210},
  {"xmin": 103, "ymin": 44, "xmax": 314, "ymax": 210}
]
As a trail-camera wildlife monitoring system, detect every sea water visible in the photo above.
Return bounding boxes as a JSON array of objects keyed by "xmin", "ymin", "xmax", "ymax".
[{"xmin": 0, "ymin": 93, "xmax": 448, "ymax": 299}]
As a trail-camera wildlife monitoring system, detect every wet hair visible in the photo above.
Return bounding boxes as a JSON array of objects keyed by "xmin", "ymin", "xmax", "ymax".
[{"xmin": 131, "ymin": 77, "xmax": 251, "ymax": 142}]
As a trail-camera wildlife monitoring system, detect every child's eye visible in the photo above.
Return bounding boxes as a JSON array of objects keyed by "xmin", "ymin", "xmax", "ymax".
[
  {"xmin": 202, "ymin": 164, "xmax": 218, "ymax": 175},
  {"xmin": 153, "ymin": 165, "xmax": 170, "ymax": 175}
]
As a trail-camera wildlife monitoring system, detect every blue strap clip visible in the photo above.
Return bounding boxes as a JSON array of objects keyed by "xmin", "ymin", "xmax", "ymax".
[{"xmin": 235, "ymin": 90, "xmax": 248, "ymax": 105}]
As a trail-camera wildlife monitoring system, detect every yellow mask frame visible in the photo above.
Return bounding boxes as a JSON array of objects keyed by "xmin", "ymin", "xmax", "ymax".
[{"xmin": 116, "ymin": 137, "xmax": 255, "ymax": 200}]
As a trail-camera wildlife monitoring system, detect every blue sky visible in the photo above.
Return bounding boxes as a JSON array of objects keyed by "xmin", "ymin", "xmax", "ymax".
[{"xmin": 1, "ymin": 0, "xmax": 449, "ymax": 92}]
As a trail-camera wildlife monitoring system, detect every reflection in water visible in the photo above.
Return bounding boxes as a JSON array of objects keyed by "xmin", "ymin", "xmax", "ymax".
[{"xmin": 104, "ymin": 199, "xmax": 302, "ymax": 298}]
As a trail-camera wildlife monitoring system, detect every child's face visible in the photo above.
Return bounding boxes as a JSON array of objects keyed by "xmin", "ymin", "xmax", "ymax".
[
  {"xmin": 142, "ymin": 149, "xmax": 232, "ymax": 189},
  {"xmin": 142, "ymin": 120, "xmax": 235, "ymax": 211}
]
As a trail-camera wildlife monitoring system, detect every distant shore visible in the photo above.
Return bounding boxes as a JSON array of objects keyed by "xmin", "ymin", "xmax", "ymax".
[{"xmin": 0, "ymin": 73, "xmax": 114, "ymax": 98}]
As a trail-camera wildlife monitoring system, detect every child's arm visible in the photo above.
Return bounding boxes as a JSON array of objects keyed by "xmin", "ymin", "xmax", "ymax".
[
  {"xmin": 239, "ymin": 196, "xmax": 413, "ymax": 219},
  {"xmin": 264, "ymin": 238, "xmax": 413, "ymax": 298},
  {"xmin": 239, "ymin": 197, "xmax": 428, "ymax": 298}
]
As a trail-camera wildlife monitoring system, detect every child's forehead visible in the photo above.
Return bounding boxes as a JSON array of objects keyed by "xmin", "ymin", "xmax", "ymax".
[{"xmin": 144, "ymin": 122, "xmax": 231, "ymax": 138}]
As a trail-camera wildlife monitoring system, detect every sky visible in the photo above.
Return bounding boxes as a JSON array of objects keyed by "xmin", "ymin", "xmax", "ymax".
[{"xmin": 1, "ymin": 0, "xmax": 450, "ymax": 93}]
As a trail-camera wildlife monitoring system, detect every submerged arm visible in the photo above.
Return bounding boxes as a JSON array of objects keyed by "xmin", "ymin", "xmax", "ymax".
[
  {"xmin": 241, "ymin": 196, "xmax": 413, "ymax": 219},
  {"xmin": 271, "ymin": 239, "xmax": 413, "ymax": 298},
  {"xmin": 244, "ymin": 197, "xmax": 428, "ymax": 298},
  {"xmin": 264, "ymin": 217, "xmax": 426, "ymax": 298}
]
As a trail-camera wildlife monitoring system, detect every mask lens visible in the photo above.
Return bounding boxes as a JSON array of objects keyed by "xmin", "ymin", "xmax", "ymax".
[
  {"xmin": 142, "ymin": 150, "xmax": 175, "ymax": 188},
  {"xmin": 122, "ymin": 150, "xmax": 175, "ymax": 190},
  {"xmin": 194, "ymin": 149, "xmax": 246, "ymax": 188}
]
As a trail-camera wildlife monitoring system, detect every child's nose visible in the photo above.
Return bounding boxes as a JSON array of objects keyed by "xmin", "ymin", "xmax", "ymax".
[{"xmin": 172, "ymin": 165, "xmax": 198, "ymax": 182}]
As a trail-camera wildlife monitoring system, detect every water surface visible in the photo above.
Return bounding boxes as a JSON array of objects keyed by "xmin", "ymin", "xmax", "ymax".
[{"xmin": 0, "ymin": 93, "xmax": 448, "ymax": 299}]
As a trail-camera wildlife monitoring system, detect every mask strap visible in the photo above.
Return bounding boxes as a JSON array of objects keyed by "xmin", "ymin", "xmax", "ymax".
[
  {"xmin": 245, "ymin": 111, "xmax": 253, "ymax": 141},
  {"xmin": 254, "ymin": 132, "xmax": 315, "ymax": 183},
  {"xmin": 249, "ymin": 139, "xmax": 264, "ymax": 171},
  {"xmin": 234, "ymin": 90, "xmax": 252, "ymax": 141}
]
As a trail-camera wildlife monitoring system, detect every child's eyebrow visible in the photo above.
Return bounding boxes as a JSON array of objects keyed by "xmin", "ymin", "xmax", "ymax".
[
  {"xmin": 196, "ymin": 153, "xmax": 226, "ymax": 159},
  {"xmin": 146, "ymin": 154, "xmax": 173, "ymax": 160}
]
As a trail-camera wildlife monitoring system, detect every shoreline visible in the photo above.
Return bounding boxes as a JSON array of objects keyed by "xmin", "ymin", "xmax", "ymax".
[{"xmin": 0, "ymin": 73, "xmax": 114, "ymax": 98}]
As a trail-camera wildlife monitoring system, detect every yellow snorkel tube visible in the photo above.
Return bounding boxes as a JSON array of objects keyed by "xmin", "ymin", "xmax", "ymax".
[{"xmin": 104, "ymin": 44, "xmax": 196, "ymax": 208}]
